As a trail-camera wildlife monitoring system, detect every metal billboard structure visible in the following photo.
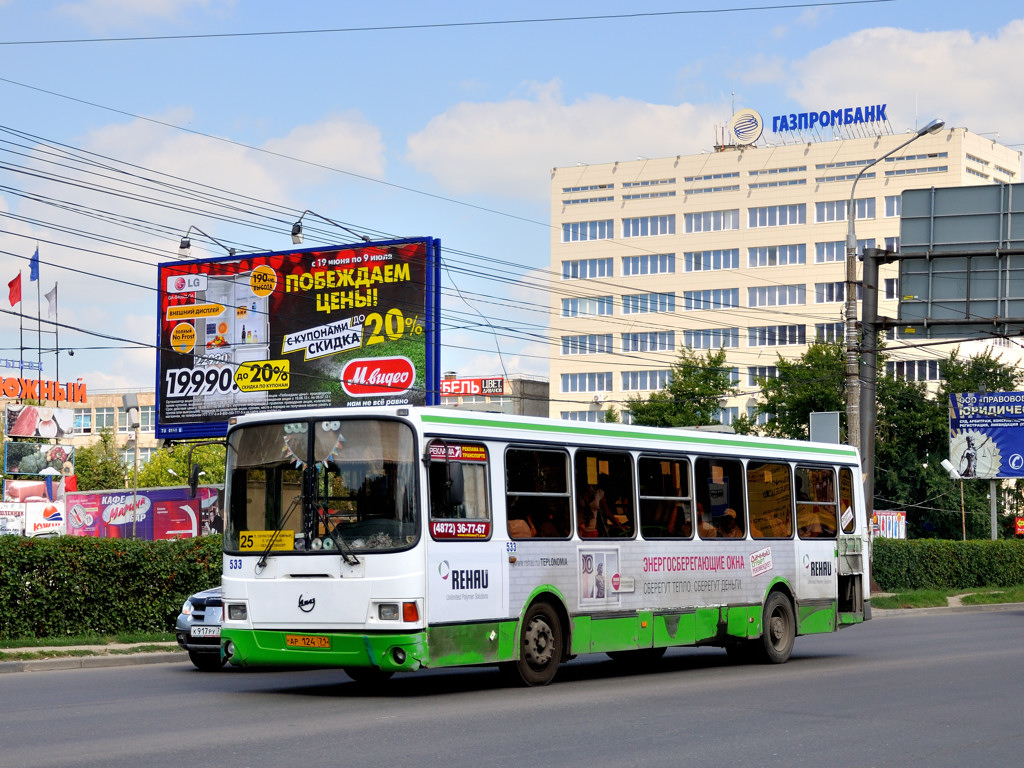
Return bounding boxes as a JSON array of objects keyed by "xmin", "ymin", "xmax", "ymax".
[{"xmin": 897, "ymin": 183, "xmax": 1024, "ymax": 339}]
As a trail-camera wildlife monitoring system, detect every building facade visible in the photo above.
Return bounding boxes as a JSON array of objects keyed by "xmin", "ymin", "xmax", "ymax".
[{"xmin": 549, "ymin": 124, "xmax": 1023, "ymax": 423}]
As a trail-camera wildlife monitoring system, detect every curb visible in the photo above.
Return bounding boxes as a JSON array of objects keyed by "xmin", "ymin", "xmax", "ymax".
[
  {"xmin": 0, "ymin": 651, "xmax": 185, "ymax": 674},
  {"xmin": 872, "ymin": 602, "xmax": 1024, "ymax": 618}
]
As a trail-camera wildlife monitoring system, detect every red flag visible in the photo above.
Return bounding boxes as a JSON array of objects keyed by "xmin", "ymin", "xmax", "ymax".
[{"xmin": 8, "ymin": 272, "xmax": 21, "ymax": 306}]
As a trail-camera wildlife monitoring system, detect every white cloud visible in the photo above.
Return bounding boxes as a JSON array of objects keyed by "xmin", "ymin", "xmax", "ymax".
[
  {"xmin": 786, "ymin": 19, "xmax": 1024, "ymax": 141},
  {"xmin": 406, "ymin": 81, "xmax": 727, "ymax": 200},
  {"xmin": 54, "ymin": 0, "xmax": 236, "ymax": 31},
  {"xmin": 261, "ymin": 111, "xmax": 386, "ymax": 183}
]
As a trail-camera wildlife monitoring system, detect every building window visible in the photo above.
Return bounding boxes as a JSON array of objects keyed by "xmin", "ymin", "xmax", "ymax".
[
  {"xmin": 684, "ymin": 249, "xmax": 739, "ymax": 272},
  {"xmin": 563, "ymin": 196, "xmax": 614, "ymax": 205},
  {"xmin": 623, "ymin": 215, "xmax": 675, "ymax": 238},
  {"xmin": 748, "ymin": 366, "xmax": 779, "ymax": 386},
  {"xmin": 684, "ymin": 209, "xmax": 739, "ymax": 233},
  {"xmin": 562, "ymin": 296, "xmax": 613, "ymax": 317},
  {"xmin": 815, "ymin": 322, "xmax": 844, "ymax": 342},
  {"xmin": 885, "ymin": 236, "xmax": 900, "ymax": 252},
  {"xmin": 884, "ymin": 165, "xmax": 948, "ymax": 178},
  {"xmin": 623, "ymin": 191, "xmax": 676, "ymax": 200},
  {"xmin": 748, "ymin": 244, "xmax": 806, "ymax": 268},
  {"xmin": 749, "ymin": 178, "xmax": 807, "ymax": 190},
  {"xmin": 748, "ymin": 204, "xmax": 806, "ymax": 228},
  {"xmin": 685, "ymin": 172, "xmax": 739, "ymax": 182},
  {"xmin": 884, "ymin": 151, "xmax": 948, "ymax": 163},
  {"xmin": 885, "ymin": 195, "xmax": 901, "ymax": 218},
  {"xmin": 74, "ymin": 408, "xmax": 92, "ymax": 434},
  {"xmin": 562, "ymin": 258, "xmax": 613, "ymax": 279},
  {"xmin": 562, "ymin": 219, "xmax": 613, "ymax": 242},
  {"xmin": 746, "ymin": 406, "xmax": 770, "ymax": 426},
  {"xmin": 716, "ymin": 406, "xmax": 740, "ymax": 426},
  {"xmin": 563, "ymin": 183, "xmax": 614, "ymax": 193},
  {"xmin": 815, "ymin": 172, "xmax": 876, "ymax": 184},
  {"xmin": 886, "ymin": 360, "xmax": 941, "ymax": 381},
  {"xmin": 622, "ymin": 178, "xmax": 674, "ymax": 188},
  {"xmin": 118, "ymin": 405, "xmax": 155, "ymax": 433},
  {"xmin": 748, "ymin": 285, "xmax": 805, "ymax": 308},
  {"xmin": 561, "ymin": 334, "xmax": 613, "ymax": 355},
  {"xmin": 815, "ymin": 238, "xmax": 876, "ymax": 263},
  {"xmin": 623, "ymin": 292, "xmax": 675, "ymax": 314},
  {"xmin": 884, "ymin": 278, "xmax": 899, "ymax": 300},
  {"xmin": 683, "ymin": 288, "xmax": 740, "ymax": 311},
  {"xmin": 684, "ymin": 328, "xmax": 739, "ymax": 349},
  {"xmin": 621, "ymin": 370, "xmax": 671, "ymax": 391},
  {"xmin": 94, "ymin": 407, "xmax": 115, "ymax": 431},
  {"xmin": 749, "ymin": 165, "xmax": 806, "ymax": 176},
  {"xmin": 122, "ymin": 446, "xmax": 156, "ymax": 466},
  {"xmin": 748, "ymin": 325, "xmax": 806, "ymax": 347},
  {"xmin": 562, "ymin": 372, "xmax": 613, "ymax": 393},
  {"xmin": 687, "ymin": 185, "xmax": 740, "ymax": 195},
  {"xmin": 815, "ymin": 198, "xmax": 875, "ymax": 223},
  {"xmin": 622, "ymin": 331, "xmax": 674, "ymax": 352},
  {"xmin": 561, "ymin": 410, "xmax": 605, "ymax": 422},
  {"xmin": 815, "ymin": 282, "xmax": 845, "ymax": 303},
  {"xmin": 622, "ymin": 253, "xmax": 674, "ymax": 276}
]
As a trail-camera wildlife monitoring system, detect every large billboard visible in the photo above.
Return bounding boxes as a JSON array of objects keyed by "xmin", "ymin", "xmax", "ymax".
[
  {"xmin": 948, "ymin": 391, "xmax": 1024, "ymax": 479},
  {"xmin": 156, "ymin": 237, "xmax": 441, "ymax": 438}
]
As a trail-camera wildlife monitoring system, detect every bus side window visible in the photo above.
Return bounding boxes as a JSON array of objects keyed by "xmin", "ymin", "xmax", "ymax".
[
  {"xmin": 796, "ymin": 465, "xmax": 838, "ymax": 538},
  {"xmin": 694, "ymin": 457, "xmax": 746, "ymax": 539},
  {"xmin": 427, "ymin": 441, "xmax": 491, "ymax": 539},
  {"xmin": 638, "ymin": 456, "xmax": 692, "ymax": 539},
  {"xmin": 839, "ymin": 467, "xmax": 857, "ymax": 533},
  {"xmin": 747, "ymin": 461, "xmax": 793, "ymax": 539},
  {"xmin": 505, "ymin": 448, "xmax": 571, "ymax": 539},
  {"xmin": 574, "ymin": 450, "xmax": 635, "ymax": 538}
]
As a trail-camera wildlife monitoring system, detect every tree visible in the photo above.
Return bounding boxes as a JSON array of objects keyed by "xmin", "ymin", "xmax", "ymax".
[
  {"xmin": 73, "ymin": 429, "xmax": 127, "ymax": 491},
  {"xmin": 137, "ymin": 442, "xmax": 225, "ymax": 488},
  {"xmin": 755, "ymin": 342, "xmax": 846, "ymax": 440},
  {"xmin": 626, "ymin": 347, "xmax": 737, "ymax": 428}
]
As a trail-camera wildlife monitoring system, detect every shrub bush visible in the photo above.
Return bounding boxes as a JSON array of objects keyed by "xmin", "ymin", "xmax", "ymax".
[
  {"xmin": 0, "ymin": 535, "xmax": 221, "ymax": 640},
  {"xmin": 873, "ymin": 538, "xmax": 1024, "ymax": 592}
]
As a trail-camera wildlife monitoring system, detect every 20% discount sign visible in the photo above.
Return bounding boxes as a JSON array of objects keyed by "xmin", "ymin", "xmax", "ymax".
[{"xmin": 234, "ymin": 360, "xmax": 291, "ymax": 392}]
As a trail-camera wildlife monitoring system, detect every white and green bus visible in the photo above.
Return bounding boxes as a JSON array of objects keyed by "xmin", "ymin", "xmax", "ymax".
[{"xmin": 219, "ymin": 406, "xmax": 870, "ymax": 685}]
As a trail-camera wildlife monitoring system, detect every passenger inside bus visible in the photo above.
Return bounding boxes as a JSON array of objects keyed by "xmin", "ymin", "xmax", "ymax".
[{"xmin": 717, "ymin": 508, "xmax": 744, "ymax": 538}]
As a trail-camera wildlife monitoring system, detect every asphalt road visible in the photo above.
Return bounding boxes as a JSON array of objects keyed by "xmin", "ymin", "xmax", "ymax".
[{"xmin": 1, "ymin": 606, "xmax": 1022, "ymax": 768}]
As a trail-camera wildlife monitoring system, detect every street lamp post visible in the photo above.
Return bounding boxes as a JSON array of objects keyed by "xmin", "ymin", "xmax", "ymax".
[{"xmin": 844, "ymin": 119, "xmax": 945, "ymax": 488}]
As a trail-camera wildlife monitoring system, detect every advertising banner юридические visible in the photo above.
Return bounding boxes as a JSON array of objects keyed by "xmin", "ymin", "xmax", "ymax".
[
  {"xmin": 949, "ymin": 391, "xmax": 1024, "ymax": 479},
  {"xmin": 156, "ymin": 237, "xmax": 441, "ymax": 438}
]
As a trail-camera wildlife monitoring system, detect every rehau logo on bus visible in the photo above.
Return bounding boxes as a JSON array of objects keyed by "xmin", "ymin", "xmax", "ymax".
[
  {"xmin": 341, "ymin": 356, "xmax": 415, "ymax": 397},
  {"xmin": 438, "ymin": 560, "xmax": 489, "ymax": 590}
]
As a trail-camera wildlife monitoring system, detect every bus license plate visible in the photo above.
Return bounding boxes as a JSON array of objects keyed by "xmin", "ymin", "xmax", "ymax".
[{"xmin": 285, "ymin": 634, "xmax": 330, "ymax": 649}]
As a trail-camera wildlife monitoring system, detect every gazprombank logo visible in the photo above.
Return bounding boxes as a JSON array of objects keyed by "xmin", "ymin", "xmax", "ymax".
[{"xmin": 729, "ymin": 109, "xmax": 763, "ymax": 145}]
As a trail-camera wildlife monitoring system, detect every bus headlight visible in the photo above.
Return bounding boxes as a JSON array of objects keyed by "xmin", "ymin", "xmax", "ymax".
[
  {"xmin": 378, "ymin": 603, "xmax": 399, "ymax": 621},
  {"xmin": 228, "ymin": 604, "xmax": 248, "ymax": 621}
]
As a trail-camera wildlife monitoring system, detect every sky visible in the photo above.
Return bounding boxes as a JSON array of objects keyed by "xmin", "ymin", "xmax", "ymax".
[{"xmin": 1, "ymin": 0, "xmax": 1023, "ymax": 394}]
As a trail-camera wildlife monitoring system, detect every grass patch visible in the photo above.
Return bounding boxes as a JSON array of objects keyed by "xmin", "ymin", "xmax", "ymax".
[
  {"xmin": 874, "ymin": 585, "xmax": 1024, "ymax": 609},
  {"xmin": 873, "ymin": 589, "xmax": 951, "ymax": 609},
  {"xmin": 0, "ymin": 632, "xmax": 173, "ymax": 650},
  {"xmin": 959, "ymin": 584, "xmax": 1024, "ymax": 605}
]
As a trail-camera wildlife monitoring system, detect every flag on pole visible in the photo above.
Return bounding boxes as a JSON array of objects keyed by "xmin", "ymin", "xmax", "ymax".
[
  {"xmin": 29, "ymin": 247, "xmax": 40, "ymax": 281},
  {"xmin": 45, "ymin": 283, "xmax": 57, "ymax": 320},
  {"xmin": 8, "ymin": 272, "xmax": 21, "ymax": 306}
]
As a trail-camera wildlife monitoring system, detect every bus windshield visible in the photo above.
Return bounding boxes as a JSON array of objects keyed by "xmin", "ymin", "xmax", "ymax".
[{"xmin": 223, "ymin": 417, "xmax": 418, "ymax": 554}]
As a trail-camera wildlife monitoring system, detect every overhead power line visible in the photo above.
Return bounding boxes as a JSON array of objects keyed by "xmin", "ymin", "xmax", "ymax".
[{"xmin": 0, "ymin": 2, "xmax": 897, "ymax": 46}]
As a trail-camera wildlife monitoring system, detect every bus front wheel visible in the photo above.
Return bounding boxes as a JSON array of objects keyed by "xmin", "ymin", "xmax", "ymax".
[
  {"xmin": 510, "ymin": 601, "xmax": 563, "ymax": 686},
  {"xmin": 758, "ymin": 592, "xmax": 795, "ymax": 664}
]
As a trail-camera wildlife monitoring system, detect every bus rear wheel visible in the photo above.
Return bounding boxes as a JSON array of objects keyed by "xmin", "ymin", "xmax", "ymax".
[
  {"xmin": 757, "ymin": 592, "xmax": 795, "ymax": 664},
  {"xmin": 509, "ymin": 602, "xmax": 563, "ymax": 686}
]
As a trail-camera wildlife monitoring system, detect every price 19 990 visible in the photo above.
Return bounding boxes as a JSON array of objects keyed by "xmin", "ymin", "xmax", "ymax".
[{"xmin": 165, "ymin": 366, "xmax": 239, "ymax": 398}]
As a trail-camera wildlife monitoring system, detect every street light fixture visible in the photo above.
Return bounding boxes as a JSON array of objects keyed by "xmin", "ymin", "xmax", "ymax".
[{"xmin": 844, "ymin": 119, "xmax": 945, "ymax": 459}]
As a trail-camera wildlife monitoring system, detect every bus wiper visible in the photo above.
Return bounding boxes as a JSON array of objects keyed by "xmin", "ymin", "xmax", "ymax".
[
  {"xmin": 315, "ymin": 505, "xmax": 360, "ymax": 566},
  {"xmin": 255, "ymin": 495, "xmax": 301, "ymax": 572}
]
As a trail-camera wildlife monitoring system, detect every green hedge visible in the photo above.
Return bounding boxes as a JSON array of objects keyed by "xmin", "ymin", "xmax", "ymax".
[
  {"xmin": 0, "ymin": 535, "xmax": 222, "ymax": 640},
  {"xmin": 873, "ymin": 538, "xmax": 1024, "ymax": 591}
]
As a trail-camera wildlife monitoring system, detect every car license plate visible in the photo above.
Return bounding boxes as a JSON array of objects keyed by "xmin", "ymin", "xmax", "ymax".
[
  {"xmin": 285, "ymin": 634, "xmax": 330, "ymax": 649},
  {"xmin": 191, "ymin": 626, "xmax": 221, "ymax": 638}
]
